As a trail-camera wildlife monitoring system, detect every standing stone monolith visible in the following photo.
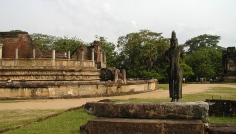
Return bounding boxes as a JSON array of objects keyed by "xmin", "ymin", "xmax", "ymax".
[{"xmin": 165, "ymin": 31, "xmax": 183, "ymax": 102}]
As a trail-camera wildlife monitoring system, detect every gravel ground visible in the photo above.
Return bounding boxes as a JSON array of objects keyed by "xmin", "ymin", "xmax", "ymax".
[{"xmin": 0, "ymin": 84, "xmax": 235, "ymax": 110}]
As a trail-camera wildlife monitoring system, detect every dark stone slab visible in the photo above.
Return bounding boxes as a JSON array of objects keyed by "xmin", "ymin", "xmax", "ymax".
[
  {"xmin": 208, "ymin": 124, "xmax": 236, "ymax": 134},
  {"xmin": 84, "ymin": 118, "xmax": 205, "ymax": 134},
  {"xmin": 84, "ymin": 102, "xmax": 209, "ymax": 122}
]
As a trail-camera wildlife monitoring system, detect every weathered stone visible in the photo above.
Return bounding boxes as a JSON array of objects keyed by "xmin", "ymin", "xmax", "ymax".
[
  {"xmin": 208, "ymin": 124, "xmax": 236, "ymax": 134},
  {"xmin": 165, "ymin": 31, "xmax": 182, "ymax": 102},
  {"xmin": 84, "ymin": 118, "xmax": 205, "ymax": 134},
  {"xmin": 84, "ymin": 102, "xmax": 209, "ymax": 122}
]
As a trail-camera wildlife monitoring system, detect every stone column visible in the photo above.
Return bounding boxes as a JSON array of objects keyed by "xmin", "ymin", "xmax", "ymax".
[
  {"xmin": 0, "ymin": 43, "xmax": 3, "ymax": 59},
  {"xmin": 100, "ymin": 50, "xmax": 103, "ymax": 68},
  {"xmin": 33, "ymin": 49, "xmax": 35, "ymax": 59},
  {"xmin": 122, "ymin": 69, "xmax": 127, "ymax": 84},
  {"xmin": 68, "ymin": 51, "xmax": 70, "ymax": 60},
  {"xmin": 114, "ymin": 69, "xmax": 118, "ymax": 82},
  {"xmin": 81, "ymin": 48, "xmax": 84, "ymax": 67},
  {"xmin": 52, "ymin": 50, "xmax": 55, "ymax": 66},
  {"xmin": 15, "ymin": 48, "xmax": 18, "ymax": 59},
  {"xmin": 92, "ymin": 48, "xmax": 95, "ymax": 67},
  {"xmin": 103, "ymin": 51, "xmax": 106, "ymax": 68},
  {"xmin": 32, "ymin": 48, "xmax": 36, "ymax": 66},
  {"xmin": 15, "ymin": 48, "xmax": 18, "ymax": 66}
]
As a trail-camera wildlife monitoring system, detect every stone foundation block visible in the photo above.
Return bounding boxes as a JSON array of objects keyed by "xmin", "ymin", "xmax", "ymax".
[
  {"xmin": 84, "ymin": 118, "xmax": 205, "ymax": 134},
  {"xmin": 84, "ymin": 102, "xmax": 209, "ymax": 122}
]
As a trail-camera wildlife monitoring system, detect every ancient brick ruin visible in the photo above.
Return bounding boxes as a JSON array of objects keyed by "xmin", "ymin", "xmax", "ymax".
[
  {"xmin": 0, "ymin": 32, "xmax": 157, "ymax": 99},
  {"xmin": 219, "ymin": 47, "xmax": 236, "ymax": 82}
]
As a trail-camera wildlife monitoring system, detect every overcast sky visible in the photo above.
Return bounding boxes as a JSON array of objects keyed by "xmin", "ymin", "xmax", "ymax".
[{"xmin": 1, "ymin": 0, "xmax": 235, "ymax": 48}]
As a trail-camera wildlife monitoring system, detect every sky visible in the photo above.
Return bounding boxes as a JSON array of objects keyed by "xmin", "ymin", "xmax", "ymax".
[{"xmin": 1, "ymin": 0, "xmax": 236, "ymax": 48}]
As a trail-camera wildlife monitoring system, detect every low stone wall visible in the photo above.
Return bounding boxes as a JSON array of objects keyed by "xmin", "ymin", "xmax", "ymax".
[
  {"xmin": 0, "ymin": 79, "xmax": 157, "ymax": 99},
  {"xmin": 206, "ymin": 99, "xmax": 236, "ymax": 117}
]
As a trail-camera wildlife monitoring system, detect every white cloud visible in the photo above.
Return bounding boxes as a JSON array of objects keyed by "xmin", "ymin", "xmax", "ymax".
[{"xmin": 0, "ymin": 0, "xmax": 235, "ymax": 47}]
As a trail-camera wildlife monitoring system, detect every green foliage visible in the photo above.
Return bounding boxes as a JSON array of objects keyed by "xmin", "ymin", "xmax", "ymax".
[
  {"xmin": 139, "ymin": 69, "xmax": 161, "ymax": 79},
  {"xmin": 30, "ymin": 34, "xmax": 84, "ymax": 52},
  {"xmin": 185, "ymin": 47, "xmax": 223, "ymax": 79},
  {"xmin": 52, "ymin": 36, "xmax": 84, "ymax": 52},
  {"xmin": 180, "ymin": 63, "xmax": 194, "ymax": 79},
  {"xmin": 28, "ymin": 31, "xmax": 224, "ymax": 82},
  {"xmin": 9, "ymin": 30, "xmax": 26, "ymax": 32},
  {"xmin": 183, "ymin": 34, "xmax": 223, "ymax": 81},
  {"xmin": 117, "ymin": 29, "xmax": 169, "ymax": 78},
  {"xmin": 183, "ymin": 34, "xmax": 221, "ymax": 53},
  {"xmin": 30, "ymin": 33, "xmax": 57, "ymax": 50}
]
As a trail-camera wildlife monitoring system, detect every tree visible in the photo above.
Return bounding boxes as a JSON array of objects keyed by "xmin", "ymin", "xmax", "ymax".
[
  {"xmin": 30, "ymin": 34, "xmax": 85, "ymax": 52},
  {"xmin": 180, "ymin": 63, "xmax": 194, "ymax": 80},
  {"xmin": 30, "ymin": 33, "xmax": 57, "ymax": 50},
  {"xmin": 117, "ymin": 30, "xmax": 169, "ymax": 79},
  {"xmin": 183, "ymin": 34, "xmax": 221, "ymax": 53},
  {"xmin": 52, "ymin": 36, "xmax": 84, "ymax": 52},
  {"xmin": 9, "ymin": 30, "xmax": 26, "ymax": 32},
  {"xmin": 185, "ymin": 47, "xmax": 223, "ymax": 80},
  {"xmin": 183, "ymin": 34, "xmax": 223, "ymax": 81}
]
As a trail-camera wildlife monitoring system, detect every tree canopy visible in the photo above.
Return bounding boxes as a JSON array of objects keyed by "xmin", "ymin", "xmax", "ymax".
[
  {"xmin": 180, "ymin": 34, "xmax": 223, "ymax": 81},
  {"xmin": 30, "ymin": 33, "xmax": 84, "ymax": 52},
  {"xmin": 183, "ymin": 34, "xmax": 221, "ymax": 53},
  {"xmin": 117, "ymin": 30, "xmax": 169, "ymax": 79}
]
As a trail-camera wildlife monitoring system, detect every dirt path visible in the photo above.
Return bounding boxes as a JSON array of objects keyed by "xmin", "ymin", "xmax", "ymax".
[{"xmin": 1, "ymin": 84, "xmax": 236, "ymax": 110}]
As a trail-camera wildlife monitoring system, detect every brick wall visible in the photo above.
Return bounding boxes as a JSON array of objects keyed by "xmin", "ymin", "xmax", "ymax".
[{"xmin": 0, "ymin": 32, "xmax": 41, "ymax": 58}]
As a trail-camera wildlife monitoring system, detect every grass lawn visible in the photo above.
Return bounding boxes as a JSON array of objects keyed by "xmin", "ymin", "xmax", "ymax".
[{"xmin": 0, "ymin": 84, "xmax": 236, "ymax": 133}]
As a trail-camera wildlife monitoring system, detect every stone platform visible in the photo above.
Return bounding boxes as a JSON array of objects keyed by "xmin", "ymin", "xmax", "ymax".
[
  {"xmin": 84, "ymin": 102, "xmax": 209, "ymax": 121},
  {"xmin": 85, "ymin": 118, "xmax": 204, "ymax": 134},
  {"xmin": 82, "ymin": 102, "xmax": 209, "ymax": 134}
]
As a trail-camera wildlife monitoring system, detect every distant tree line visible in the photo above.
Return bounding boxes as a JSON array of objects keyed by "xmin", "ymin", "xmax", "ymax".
[{"xmin": 10, "ymin": 30, "xmax": 225, "ymax": 82}]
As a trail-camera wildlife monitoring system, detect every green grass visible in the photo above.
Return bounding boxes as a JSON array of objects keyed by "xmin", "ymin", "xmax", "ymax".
[
  {"xmin": 0, "ymin": 109, "xmax": 63, "ymax": 131},
  {"xmin": 4, "ymin": 109, "xmax": 95, "ymax": 134},
  {"xmin": 1, "ymin": 84, "xmax": 236, "ymax": 133},
  {"xmin": 210, "ymin": 116, "xmax": 236, "ymax": 124}
]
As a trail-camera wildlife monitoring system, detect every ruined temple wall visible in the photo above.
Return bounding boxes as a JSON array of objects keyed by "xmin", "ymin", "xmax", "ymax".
[
  {"xmin": 0, "ymin": 32, "xmax": 41, "ymax": 58},
  {"xmin": 0, "ymin": 68, "xmax": 100, "ymax": 81},
  {"xmin": 0, "ymin": 59, "xmax": 94, "ymax": 69},
  {"xmin": 0, "ymin": 80, "xmax": 157, "ymax": 99}
]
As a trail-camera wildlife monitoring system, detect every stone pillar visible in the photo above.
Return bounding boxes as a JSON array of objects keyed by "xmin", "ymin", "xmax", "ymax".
[
  {"xmin": 15, "ymin": 48, "xmax": 18, "ymax": 59},
  {"xmin": 15, "ymin": 48, "xmax": 18, "ymax": 66},
  {"xmin": 81, "ymin": 48, "xmax": 84, "ymax": 67},
  {"xmin": 33, "ymin": 49, "xmax": 35, "ymax": 59},
  {"xmin": 100, "ymin": 50, "xmax": 103, "ymax": 68},
  {"xmin": 0, "ymin": 43, "xmax": 3, "ymax": 59},
  {"xmin": 103, "ymin": 51, "xmax": 106, "ymax": 68},
  {"xmin": 52, "ymin": 50, "xmax": 55, "ymax": 66},
  {"xmin": 104, "ymin": 51, "xmax": 106, "ymax": 63},
  {"xmin": 92, "ymin": 48, "xmax": 95, "ymax": 67},
  {"xmin": 68, "ymin": 51, "xmax": 70, "ymax": 60},
  {"xmin": 122, "ymin": 69, "xmax": 127, "ymax": 84},
  {"xmin": 114, "ymin": 69, "xmax": 118, "ymax": 82}
]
